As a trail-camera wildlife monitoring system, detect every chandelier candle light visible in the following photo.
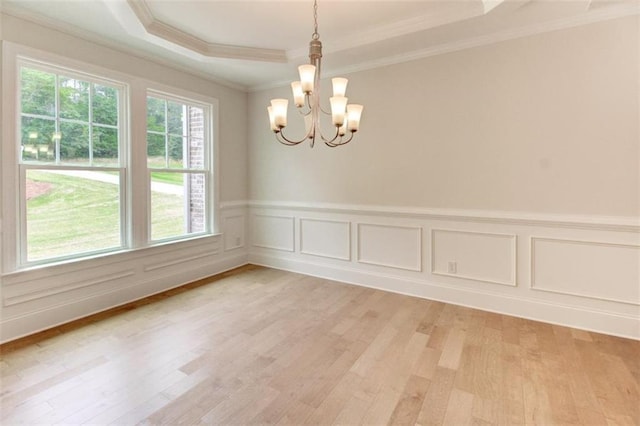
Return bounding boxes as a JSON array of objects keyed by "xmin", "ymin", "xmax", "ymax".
[{"xmin": 267, "ymin": 0, "xmax": 363, "ymax": 147}]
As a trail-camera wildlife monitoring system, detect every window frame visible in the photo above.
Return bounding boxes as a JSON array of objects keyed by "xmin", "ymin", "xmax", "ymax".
[
  {"xmin": 145, "ymin": 89, "xmax": 215, "ymax": 243},
  {"xmin": 1, "ymin": 42, "xmax": 220, "ymax": 273},
  {"xmin": 16, "ymin": 59, "xmax": 129, "ymax": 267}
]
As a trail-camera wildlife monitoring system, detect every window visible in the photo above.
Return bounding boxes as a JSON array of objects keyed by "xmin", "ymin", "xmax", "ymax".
[
  {"xmin": 146, "ymin": 93, "xmax": 211, "ymax": 241},
  {"xmin": 6, "ymin": 49, "xmax": 217, "ymax": 270},
  {"xmin": 18, "ymin": 63, "xmax": 125, "ymax": 263}
]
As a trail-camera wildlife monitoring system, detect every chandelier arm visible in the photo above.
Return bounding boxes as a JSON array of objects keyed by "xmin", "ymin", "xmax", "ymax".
[
  {"xmin": 297, "ymin": 106, "xmax": 311, "ymax": 116},
  {"xmin": 324, "ymin": 137, "xmax": 343, "ymax": 148},
  {"xmin": 301, "ymin": 93, "xmax": 313, "ymax": 114},
  {"xmin": 325, "ymin": 131, "xmax": 355, "ymax": 147},
  {"xmin": 319, "ymin": 125, "xmax": 340, "ymax": 144},
  {"xmin": 339, "ymin": 131, "xmax": 356, "ymax": 145},
  {"xmin": 275, "ymin": 115, "xmax": 317, "ymax": 146},
  {"xmin": 275, "ymin": 130, "xmax": 307, "ymax": 146}
]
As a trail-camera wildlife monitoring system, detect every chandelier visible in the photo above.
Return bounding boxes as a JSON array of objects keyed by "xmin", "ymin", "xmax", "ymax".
[{"xmin": 267, "ymin": 0, "xmax": 363, "ymax": 148}]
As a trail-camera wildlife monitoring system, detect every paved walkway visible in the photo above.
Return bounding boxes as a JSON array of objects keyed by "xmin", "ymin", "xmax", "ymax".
[{"xmin": 47, "ymin": 170, "xmax": 183, "ymax": 195}]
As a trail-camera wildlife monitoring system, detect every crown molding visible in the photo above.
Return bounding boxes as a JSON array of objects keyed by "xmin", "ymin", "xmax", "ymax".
[
  {"xmin": 251, "ymin": 2, "xmax": 640, "ymax": 92},
  {"xmin": 124, "ymin": 0, "xmax": 287, "ymax": 63},
  {"xmin": 0, "ymin": 8, "xmax": 248, "ymax": 92},
  {"xmin": 286, "ymin": 1, "xmax": 522, "ymax": 60},
  {"xmin": 286, "ymin": 1, "xmax": 492, "ymax": 61}
]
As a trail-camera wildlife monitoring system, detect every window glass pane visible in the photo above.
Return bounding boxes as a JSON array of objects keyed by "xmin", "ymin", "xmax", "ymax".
[
  {"xmin": 168, "ymin": 135, "xmax": 184, "ymax": 169},
  {"xmin": 189, "ymin": 106, "xmax": 205, "ymax": 138},
  {"xmin": 59, "ymin": 77, "xmax": 89, "ymax": 121},
  {"xmin": 189, "ymin": 107, "xmax": 206, "ymax": 170},
  {"xmin": 93, "ymin": 85, "xmax": 118, "ymax": 126},
  {"xmin": 26, "ymin": 170, "xmax": 121, "ymax": 261},
  {"xmin": 167, "ymin": 101, "xmax": 185, "ymax": 136},
  {"xmin": 59, "ymin": 122, "xmax": 90, "ymax": 164},
  {"xmin": 20, "ymin": 68, "xmax": 55, "ymax": 117},
  {"xmin": 21, "ymin": 117, "xmax": 56, "ymax": 163},
  {"xmin": 147, "ymin": 96, "xmax": 165, "ymax": 132},
  {"xmin": 147, "ymin": 133, "xmax": 166, "ymax": 167},
  {"xmin": 187, "ymin": 173, "xmax": 206, "ymax": 234},
  {"xmin": 188, "ymin": 138, "xmax": 205, "ymax": 169},
  {"xmin": 150, "ymin": 172, "xmax": 206, "ymax": 240},
  {"xmin": 93, "ymin": 126, "xmax": 119, "ymax": 166}
]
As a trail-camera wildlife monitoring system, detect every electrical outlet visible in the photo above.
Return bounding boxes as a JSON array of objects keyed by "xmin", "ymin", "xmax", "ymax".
[{"xmin": 447, "ymin": 261, "xmax": 457, "ymax": 274}]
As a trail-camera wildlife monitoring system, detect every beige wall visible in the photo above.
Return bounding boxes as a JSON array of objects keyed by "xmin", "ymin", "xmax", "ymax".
[
  {"xmin": 1, "ymin": 13, "xmax": 248, "ymax": 203},
  {"xmin": 248, "ymin": 16, "xmax": 639, "ymax": 217}
]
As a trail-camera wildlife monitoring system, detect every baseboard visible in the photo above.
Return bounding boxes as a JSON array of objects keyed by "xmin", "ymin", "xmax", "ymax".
[{"xmin": 249, "ymin": 253, "xmax": 640, "ymax": 341}]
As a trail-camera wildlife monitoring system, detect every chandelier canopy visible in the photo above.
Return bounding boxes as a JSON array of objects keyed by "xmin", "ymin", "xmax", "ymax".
[{"xmin": 267, "ymin": 0, "xmax": 363, "ymax": 148}]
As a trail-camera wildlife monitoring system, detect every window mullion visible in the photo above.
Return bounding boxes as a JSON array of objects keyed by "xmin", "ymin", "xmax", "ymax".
[
  {"xmin": 164, "ymin": 100, "xmax": 169, "ymax": 168},
  {"xmin": 54, "ymin": 74, "xmax": 61, "ymax": 164},
  {"xmin": 88, "ymin": 83, "xmax": 94, "ymax": 166},
  {"xmin": 130, "ymin": 83, "xmax": 150, "ymax": 248}
]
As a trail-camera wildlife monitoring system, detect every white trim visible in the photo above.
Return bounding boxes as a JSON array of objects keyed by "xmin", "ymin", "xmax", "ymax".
[
  {"xmin": 2, "ymin": 0, "xmax": 635, "ymax": 92},
  {"xmin": 287, "ymin": 2, "xmax": 487, "ymax": 60},
  {"xmin": 14, "ymin": 57, "xmax": 130, "ymax": 268},
  {"xmin": 220, "ymin": 200, "xmax": 249, "ymax": 210},
  {"xmin": 1, "ymin": 233, "xmax": 222, "ymax": 280},
  {"xmin": 299, "ymin": 218, "xmax": 351, "ymax": 261},
  {"xmin": 250, "ymin": 3, "xmax": 640, "ymax": 92},
  {"xmin": 0, "ymin": 252, "xmax": 248, "ymax": 344},
  {"xmin": 251, "ymin": 214, "xmax": 295, "ymax": 252},
  {"xmin": 120, "ymin": 0, "xmax": 287, "ymax": 63},
  {"xmin": 356, "ymin": 223, "xmax": 423, "ymax": 272},
  {"xmin": 4, "ymin": 270, "xmax": 136, "ymax": 306},
  {"xmin": 144, "ymin": 86, "xmax": 219, "ymax": 239},
  {"xmin": 0, "ymin": 9, "xmax": 247, "ymax": 91},
  {"xmin": 249, "ymin": 200, "xmax": 639, "ymax": 232},
  {"xmin": 223, "ymin": 214, "xmax": 246, "ymax": 252},
  {"xmin": 530, "ymin": 237, "xmax": 640, "ymax": 306},
  {"xmin": 248, "ymin": 202, "xmax": 639, "ymax": 340},
  {"xmin": 430, "ymin": 228, "xmax": 517, "ymax": 287},
  {"xmin": 143, "ymin": 249, "xmax": 220, "ymax": 272}
]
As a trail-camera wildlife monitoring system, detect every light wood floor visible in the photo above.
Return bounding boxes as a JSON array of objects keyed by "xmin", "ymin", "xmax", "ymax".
[{"xmin": 1, "ymin": 265, "xmax": 638, "ymax": 425}]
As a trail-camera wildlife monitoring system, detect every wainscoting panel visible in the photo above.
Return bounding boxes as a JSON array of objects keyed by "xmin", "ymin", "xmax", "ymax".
[
  {"xmin": 223, "ymin": 214, "xmax": 246, "ymax": 251},
  {"xmin": 251, "ymin": 214, "xmax": 295, "ymax": 252},
  {"xmin": 432, "ymin": 229, "xmax": 516, "ymax": 286},
  {"xmin": 300, "ymin": 218, "xmax": 350, "ymax": 261},
  {"xmin": 1, "ymin": 203, "xmax": 250, "ymax": 343},
  {"xmin": 531, "ymin": 237, "xmax": 640, "ymax": 305},
  {"xmin": 3, "ymin": 269, "xmax": 136, "ymax": 307},
  {"xmin": 357, "ymin": 224, "xmax": 422, "ymax": 271},
  {"xmin": 248, "ymin": 201, "xmax": 640, "ymax": 339}
]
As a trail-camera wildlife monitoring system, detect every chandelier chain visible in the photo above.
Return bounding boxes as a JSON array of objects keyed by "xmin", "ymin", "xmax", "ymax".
[{"xmin": 312, "ymin": 0, "xmax": 319, "ymax": 40}]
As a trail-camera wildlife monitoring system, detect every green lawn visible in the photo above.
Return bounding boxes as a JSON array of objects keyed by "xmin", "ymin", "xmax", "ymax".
[
  {"xmin": 26, "ymin": 171, "xmax": 184, "ymax": 261},
  {"xmin": 151, "ymin": 172, "xmax": 184, "ymax": 185}
]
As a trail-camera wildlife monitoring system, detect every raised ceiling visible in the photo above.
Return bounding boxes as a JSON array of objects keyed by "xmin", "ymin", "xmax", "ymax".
[{"xmin": 1, "ymin": 0, "xmax": 638, "ymax": 91}]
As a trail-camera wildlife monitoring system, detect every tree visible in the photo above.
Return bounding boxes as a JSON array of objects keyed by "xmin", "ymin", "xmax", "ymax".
[{"xmin": 20, "ymin": 68, "xmax": 119, "ymax": 164}]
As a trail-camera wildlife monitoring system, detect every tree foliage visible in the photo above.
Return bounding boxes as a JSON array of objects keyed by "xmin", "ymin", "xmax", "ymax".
[
  {"xmin": 20, "ymin": 68, "xmax": 119, "ymax": 164},
  {"xmin": 146, "ymin": 96, "xmax": 186, "ymax": 164}
]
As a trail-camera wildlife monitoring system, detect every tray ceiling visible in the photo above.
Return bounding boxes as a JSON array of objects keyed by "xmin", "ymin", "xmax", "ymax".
[{"xmin": 1, "ymin": 0, "xmax": 638, "ymax": 91}]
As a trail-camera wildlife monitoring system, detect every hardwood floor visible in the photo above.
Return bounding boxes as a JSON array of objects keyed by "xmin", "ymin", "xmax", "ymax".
[{"xmin": 1, "ymin": 265, "xmax": 638, "ymax": 425}]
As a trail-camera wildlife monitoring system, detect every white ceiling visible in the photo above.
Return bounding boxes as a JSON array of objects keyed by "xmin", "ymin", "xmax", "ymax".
[{"xmin": 1, "ymin": 0, "xmax": 638, "ymax": 91}]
